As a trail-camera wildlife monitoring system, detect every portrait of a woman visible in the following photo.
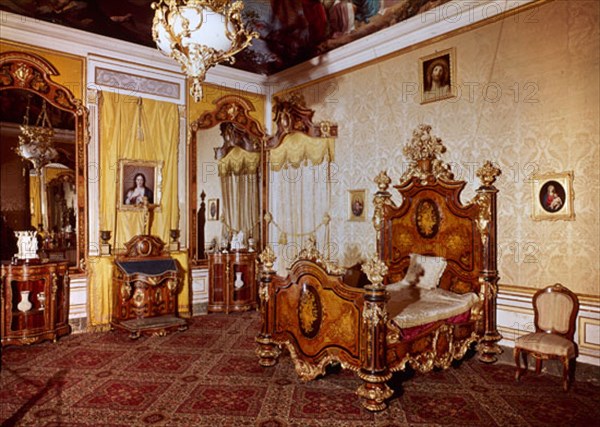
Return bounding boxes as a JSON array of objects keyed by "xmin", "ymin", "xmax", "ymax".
[{"xmin": 124, "ymin": 173, "xmax": 154, "ymax": 205}]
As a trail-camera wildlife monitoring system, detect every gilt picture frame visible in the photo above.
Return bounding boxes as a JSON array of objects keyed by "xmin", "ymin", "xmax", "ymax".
[
  {"xmin": 348, "ymin": 189, "xmax": 366, "ymax": 221},
  {"xmin": 419, "ymin": 47, "xmax": 456, "ymax": 104},
  {"xmin": 207, "ymin": 198, "xmax": 220, "ymax": 221},
  {"xmin": 118, "ymin": 159, "xmax": 162, "ymax": 211},
  {"xmin": 531, "ymin": 171, "xmax": 574, "ymax": 221}
]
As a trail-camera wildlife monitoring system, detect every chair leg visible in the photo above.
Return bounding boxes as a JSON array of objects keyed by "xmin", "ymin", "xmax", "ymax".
[
  {"xmin": 535, "ymin": 357, "xmax": 542, "ymax": 374},
  {"xmin": 521, "ymin": 350, "xmax": 528, "ymax": 373},
  {"xmin": 562, "ymin": 357, "xmax": 570, "ymax": 391},
  {"xmin": 514, "ymin": 348, "xmax": 522, "ymax": 381}
]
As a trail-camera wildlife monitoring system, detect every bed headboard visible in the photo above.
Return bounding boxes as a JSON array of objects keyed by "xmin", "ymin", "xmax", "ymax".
[{"xmin": 373, "ymin": 125, "xmax": 501, "ymax": 297}]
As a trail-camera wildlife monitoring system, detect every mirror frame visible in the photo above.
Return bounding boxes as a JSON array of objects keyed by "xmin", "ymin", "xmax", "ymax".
[
  {"xmin": 0, "ymin": 51, "xmax": 88, "ymax": 273},
  {"xmin": 188, "ymin": 95, "xmax": 266, "ymax": 265}
]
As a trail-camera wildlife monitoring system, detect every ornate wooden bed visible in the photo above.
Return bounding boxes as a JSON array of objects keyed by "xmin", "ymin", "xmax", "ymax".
[{"xmin": 256, "ymin": 125, "xmax": 502, "ymax": 411}]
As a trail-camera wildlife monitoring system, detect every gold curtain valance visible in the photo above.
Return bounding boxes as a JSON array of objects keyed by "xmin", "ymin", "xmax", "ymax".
[
  {"xmin": 269, "ymin": 133, "xmax": 335, "ymax": 171},
  {"xmin": 218, "ymin": 146, "xmax": 261, "ymax": 176}
]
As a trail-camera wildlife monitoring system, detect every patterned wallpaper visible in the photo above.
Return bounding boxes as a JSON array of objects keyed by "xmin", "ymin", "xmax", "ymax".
[{"xmin": 289, "ymin": 1, "xmax": 599, "ymax": 296}]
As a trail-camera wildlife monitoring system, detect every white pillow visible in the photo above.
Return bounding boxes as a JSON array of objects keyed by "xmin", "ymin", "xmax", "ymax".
[{"xmin": 406, "ymin": 253, "xmax": 447, "ymax": 290}]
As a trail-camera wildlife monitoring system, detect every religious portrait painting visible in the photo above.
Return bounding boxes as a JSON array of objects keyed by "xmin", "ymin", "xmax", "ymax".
[
  {"xmin": 119, "ymin": 160, "xmax": 162, "ymax": 211},
  {"xmin": 531, "ymin": 171, "xmax": 574, "ymax": 221},
  {"xmin": 419, "ymin": 47, "xmax": 457, "ymax": 104},
  {"xmin": 207, "ymin": 199, "xmax": 220, "ymax": 221},
  {"xmin": 348, "ymin": 189, "xmax": 366, "ymax": 221}
]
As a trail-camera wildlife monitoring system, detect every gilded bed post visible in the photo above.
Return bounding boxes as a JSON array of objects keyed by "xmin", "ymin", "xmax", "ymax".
[
  {"xmin": 372, "ymin": 171, "xmax": 393, "ymax": 260},
  {"xmin": 356, "ymin": 254, "xmax": 393, "ymax": 411},
  {"xmin": 475, "ymin": 161, "xmax": 503, "ymax": 363},
  {"xmin": 255, "ymin": 246, "xmax": 281, "ymax": 367}
]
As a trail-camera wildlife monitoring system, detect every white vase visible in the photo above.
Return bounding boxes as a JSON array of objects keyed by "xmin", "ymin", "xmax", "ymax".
[
  {"xmin": 234, "ymin": 272, "xmax": 244, "ymax": 290},
  {"xmin": 17, "ymin": 290, "xmax": 33, "ymax": 313}
]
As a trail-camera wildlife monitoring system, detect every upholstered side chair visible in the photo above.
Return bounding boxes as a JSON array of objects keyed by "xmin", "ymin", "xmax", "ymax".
[{"xmin": 514, "ymin": 283, "xmax": 579, "ymax": 391}]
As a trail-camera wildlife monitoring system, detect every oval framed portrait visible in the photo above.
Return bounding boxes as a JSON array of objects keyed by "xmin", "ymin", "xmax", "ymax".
[{"xmin": 531, "ymin": 172, "xmax": 574, "ymax": 221}]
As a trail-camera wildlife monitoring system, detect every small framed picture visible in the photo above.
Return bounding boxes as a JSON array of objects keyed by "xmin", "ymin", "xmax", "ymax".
[
  {"xmin": 531, "ymin": 171, "xmax": 575, "ymax": 221},
  {"xmin": 119, "ymin": 160, "xmax": 162, "ymax": 210},
  {"xmin": 207, "ymin": 198, "xmax": 219, "ymax": 221},
  {"xmin": 348, "ymin": 189, "xmax": 366, "ymax": 221},
  {"xmin": 419, "ymin": 47, "xmax": 456, "ymax": 104}
]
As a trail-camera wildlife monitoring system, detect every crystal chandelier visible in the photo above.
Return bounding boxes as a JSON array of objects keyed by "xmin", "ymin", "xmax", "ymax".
[
  {"xmin": 16, "ymin": 98, "xmax": 57, "ymax": 171},
  {"xmin": 152, "ymin": 0, "xmax": 258, "ymax": 102}
]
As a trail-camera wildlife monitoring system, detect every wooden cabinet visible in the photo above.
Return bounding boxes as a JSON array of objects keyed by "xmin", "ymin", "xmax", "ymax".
[
  {"xmin": 111, "ymin": 235, "xmax": 187, "ymax": 339},
  {"xmin": 1, "ymin": 261, "xmax": 70, "ymax": 346},
  {"xmin": 208, "ymin": 252, "xmax": 257, "ymax": 313}
]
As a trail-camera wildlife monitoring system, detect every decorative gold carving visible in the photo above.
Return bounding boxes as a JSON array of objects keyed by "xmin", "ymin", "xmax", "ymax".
[
  {"xmin": 299, "ymin": 285, "xmax": 320, "ymax": 337},
  {"xmin": 255, "ymin": 336, "xmax": 281, "ymax": 366},
  {"xmin": 474, "ymin": 192, "xmax": 491, "ymax": 247},
  {"xmin": 361, "ymin": 253, "xmax": 388, "ymax": 287},
  {"xmin": 356, "ymin": 370, "xmax": 393, "ymax": 412},
  {"xmin": 14, "ymin": 63, "xmax": 30, "ymax": 86},
  {"xmin": 167, "ymin": 278, "xmax": 178, "ymax": 293},
  {"xmin": 284, "ymin": 342, "xmax": 353, "ymax": 381},
  {"xmin": 319, "ymin": 121, "xmax": 332, "ymax": 137},
  {"xmin": 476, "ymin": 160, "xmax": 501, "ymax": 187},
  {"xmin": 297, "ymin": 235, "xmax": 320, "ymax": 261},
  {"xmin": 374, "ymin": 171, "xmax": 391, "ymax": 192},
  {"xmin": 259, "ymin": 245, "xmax": 276, "ymax": 272},
  {"xmin": 391, "ymin": 326, "xmax": 479, "ymax": 373},
  {"xmin": 416, "ymin": 199, "xmax": 440, "ymax": 238},
  {"xmin": 133, "ymin": 287, "xmax": 145, "ymax": 308},
  {"xmin": 120, "ymin": 282, "xmax": 132, "ymax": 300},
  {"xmin": 294, "ymin": 236, "xmax": 345, "ymax": 276},
  {"xmin": 400, "ymin": 124, "xmax": 454, "ymax": 183},
  {"xmin": 258, "ymin": 281, "xmax": 269, "ymax": 303},
  {"xmin": 362, "ymin": 301, "xmax": 388, "ymax": 328}
]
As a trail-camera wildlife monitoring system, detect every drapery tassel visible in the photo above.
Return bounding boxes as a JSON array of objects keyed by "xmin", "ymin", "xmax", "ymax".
[
  {"xmin": 136, "ymin": 97, "xmax": 144, "ymax": 141},
  {"xmin": 278, "ymin": 232, "xmax": 287, "ymax": 245}
]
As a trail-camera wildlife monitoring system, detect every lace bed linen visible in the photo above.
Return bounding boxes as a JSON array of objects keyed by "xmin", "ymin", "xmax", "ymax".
[{"xmin": 386, "ymin": 280, "xmax": 479, "ymax": 329}]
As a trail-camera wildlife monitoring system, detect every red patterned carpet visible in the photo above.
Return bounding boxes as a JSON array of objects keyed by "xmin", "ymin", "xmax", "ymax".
[{"xmin": 2, "ymin": 312, "xmax": 599, "ymax": 426}]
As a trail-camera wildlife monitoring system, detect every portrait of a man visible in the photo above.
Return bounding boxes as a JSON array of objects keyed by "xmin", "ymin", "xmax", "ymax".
[{"xmin": 420, "ymin": 48, "xmax": 456, "ymax": 104}]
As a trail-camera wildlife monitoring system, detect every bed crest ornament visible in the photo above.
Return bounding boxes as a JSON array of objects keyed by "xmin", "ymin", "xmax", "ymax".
[
  {"xmin": 292, "ymin": 236, "xmax": 346, "ymax": 276},
  {"xmin": 400, "ymin": 124, "xmax": 454, "ymax": 183}
]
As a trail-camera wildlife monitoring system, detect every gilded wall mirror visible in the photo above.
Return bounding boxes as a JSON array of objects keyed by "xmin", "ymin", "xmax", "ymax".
[
  {"xmin": 0, "ymin": 51, "xmax": 87, "ymax": 271},
  {"xmin": 189, "ymin": 95, "xmax": 266, "ymax": 264}
]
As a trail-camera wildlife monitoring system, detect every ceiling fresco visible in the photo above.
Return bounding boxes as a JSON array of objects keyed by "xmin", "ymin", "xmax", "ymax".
[{"xmin": 0, "ymin": 0, "xmax": 450, "ymax": 75}]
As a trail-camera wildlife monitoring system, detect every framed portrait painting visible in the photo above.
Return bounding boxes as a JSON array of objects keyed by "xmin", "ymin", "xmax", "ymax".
[
  {"xmin": 419, "ymin": 47, "xmax": 456, "ymax": 104},
  {"xmin": 207, "ymin": 198, "xmax": 219, "ymax": 221},
  {"xmin": 348, "ymin": 189, "xmax": 366, "ymax": 221},
  {"xmin": 531, "ymin": 171, "xmax": 574, "ymax": 221},
  {"xmin": 119, "ymin": 160, "xmax": 162, "ymax": 210}
]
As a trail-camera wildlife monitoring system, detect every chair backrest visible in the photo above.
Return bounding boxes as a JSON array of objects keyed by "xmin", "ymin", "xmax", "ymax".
[{"xmin": 533, "ymin": 283, "xmax": 579, "ymax": 339}]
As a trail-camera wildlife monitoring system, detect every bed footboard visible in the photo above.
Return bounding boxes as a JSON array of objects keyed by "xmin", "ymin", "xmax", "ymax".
[{"xmin": 256, "ymin": 246, "xmax": 394, "ymax": 411}]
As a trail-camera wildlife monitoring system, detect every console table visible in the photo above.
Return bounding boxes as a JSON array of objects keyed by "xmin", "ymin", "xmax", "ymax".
[
  {"xmin": 208, "ymin": 251, "xmax": 257, "ymax": 313},
  {"xmin": 111, "ymin": 235, "xmax": 187, "ymax": 339},
  {"xmin": 1, "ymin": 261, "xmax": 70, "ymax": 346}
]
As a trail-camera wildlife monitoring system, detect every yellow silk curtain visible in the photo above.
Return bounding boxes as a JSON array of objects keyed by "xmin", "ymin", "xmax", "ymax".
[
  {"xmin": 88, "ymin": 91, "xmax": 184, "ymax": 328},
  {"xmin": 269, "ymin": 133, "xmax": 335, "ymax": 171}
]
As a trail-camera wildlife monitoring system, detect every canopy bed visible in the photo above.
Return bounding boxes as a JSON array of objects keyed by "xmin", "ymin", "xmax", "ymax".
[{"xmin": 256, "ymin": 125, "xmax": 502, "ymax": 411}]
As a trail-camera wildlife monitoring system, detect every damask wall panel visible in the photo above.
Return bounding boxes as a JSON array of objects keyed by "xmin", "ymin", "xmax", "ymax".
[{"xmin": 288, "ymin": 0, "xmax": 599, "ymax": 296}]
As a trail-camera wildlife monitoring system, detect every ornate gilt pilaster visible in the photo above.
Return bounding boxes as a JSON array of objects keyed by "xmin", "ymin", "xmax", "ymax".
[
  {"xmin": 474, "ymin": 161, "xmax": 502, "ymax": 363},
  {"xmin": 255, "ymin": 246, "xmax": 281, "ymax": 367},
  {"xmin": 356, "ymin": 254, "xmax": 393, "ymax": 411},
  {"xmin": 373, "ymin": 171, "xmax": 394, "ymax": 258}
]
